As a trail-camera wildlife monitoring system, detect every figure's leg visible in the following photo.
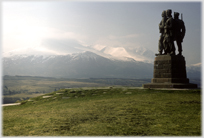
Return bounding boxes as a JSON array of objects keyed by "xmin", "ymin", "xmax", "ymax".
[
  {"xmin": 176, "ymin": 39, "xmax": 182, "ymax": 55},
  {"xmin": 159, "ymin": 39, "xmax": 163, "ymax": 54},
  {"xmin": 158, "ymin": 35, "xmax": 164, "ymax": 55},
  {"xmin": 170, "ymin": 41, "xmax": 176, "ymax": 55},
  {"xmin": 164, "ymin": 35, "xmax": 172, "ymax": 54},
  {"xmin": 163, "ymin": 37, "xmax": 168, "ymax": 54}
]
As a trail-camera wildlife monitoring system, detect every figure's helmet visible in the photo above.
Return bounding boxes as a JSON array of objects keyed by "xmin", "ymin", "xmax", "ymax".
[
  {"xmin": 174, "ymin": 12, "xmax": 179, "ymax": 18},
  {"xmin": 162, "ymin": 10, "xmax": 166, "ymax": 17},
  {"xmin": 166, "ymin": 9, "xmax": 172, "ymax": 17}
]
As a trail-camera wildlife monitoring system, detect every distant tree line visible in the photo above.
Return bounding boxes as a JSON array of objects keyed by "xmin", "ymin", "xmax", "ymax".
[
  {"xmin": 3, "ymin": 97, "xmax": 30, "ymax": 104},
  {"xmin": 3, "ymin": 85, "xmax": 61, "ymax": 96}
]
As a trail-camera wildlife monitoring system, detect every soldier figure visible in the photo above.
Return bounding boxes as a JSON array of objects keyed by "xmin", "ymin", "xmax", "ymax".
[
  {"xmin": 157, "ymin": 10, "xmax": 167, "ymax": 55},
  {"xmin": 174, "ymin": 12, "xmax": 186, "ymax": 55},
  {"xmin": 163, "ymin": 9, "xmax": 176, "ymax": 55}
]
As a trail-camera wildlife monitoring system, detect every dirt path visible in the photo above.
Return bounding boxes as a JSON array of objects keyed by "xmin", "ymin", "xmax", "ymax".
[{"xmin": 2, "ymin": 103, "xmax": 21, "ymax": 107}]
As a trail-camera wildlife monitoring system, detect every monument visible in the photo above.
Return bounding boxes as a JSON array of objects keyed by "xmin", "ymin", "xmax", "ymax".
[{"xmin": 143, "ymin": 9, "xmax": 197, "ymax": 88}]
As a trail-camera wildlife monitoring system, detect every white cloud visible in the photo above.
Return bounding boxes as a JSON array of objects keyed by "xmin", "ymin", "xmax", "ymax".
[
  {"xmin": 108, "ymin": 34, "xmax": 140, "ymax": 40},
  {"xmin": 191, "ymin": 63, "xmax": 201, "ymax": 67},
  {"xmin": 92, "ymin": 44, "xmax": 106, "ymax": 51},
  {"xmin": 102, "ymin": 46, "xmax": 133, "ymax": 58},
  {"xmin": 42, "ymin": 28, "xmax": 86, "ymax": 41},
  {"xmin": 90, "ymin": 33, "xmax": 143, "ymax": 51},
  {"xmin": 3, "ymin": 46, "xmax": 66, "ymax": 57}
]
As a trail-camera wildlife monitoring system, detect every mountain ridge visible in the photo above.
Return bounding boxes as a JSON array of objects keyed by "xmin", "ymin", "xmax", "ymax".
[
  {"xmin": 3, "ymin": 51, "xmax": 153, "ymax": 79},
  {"xmin": 3, "ymin": 46, "xmax": 155, "ymax": 63},
  {"xmin": 3, "ymin": 51, "xmax": 201, "ymax": 79}
]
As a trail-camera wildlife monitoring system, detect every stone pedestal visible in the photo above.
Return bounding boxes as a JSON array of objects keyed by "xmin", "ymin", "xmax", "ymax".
[{"xmin": 143, "ymin": 55, "xmax": 197, "ymax": 88}]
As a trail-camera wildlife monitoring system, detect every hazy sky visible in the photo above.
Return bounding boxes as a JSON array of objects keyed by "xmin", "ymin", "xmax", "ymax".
[{"xmin": 2, "ymin": 1, "xmax": 202, "ymax": 65}]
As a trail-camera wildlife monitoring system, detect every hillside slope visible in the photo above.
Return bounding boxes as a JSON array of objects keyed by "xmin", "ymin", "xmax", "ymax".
[{"xmin": 3, "ymin": 87, "xmax": 201, "ymax": 136}]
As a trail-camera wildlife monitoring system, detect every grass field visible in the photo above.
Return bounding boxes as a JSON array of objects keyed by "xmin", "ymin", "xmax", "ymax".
[
  {"xmin": 3, "ymin": 75, "xmax": 152, "ymax": 104},
  {"xmin": 3, "ymin": 87, "xmax": 201, "ymax": 136}
]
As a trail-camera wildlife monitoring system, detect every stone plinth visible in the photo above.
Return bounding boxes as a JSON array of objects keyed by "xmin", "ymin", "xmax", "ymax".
[
  {"xmin": 143, "ymin": 55, "xmax": 197, "ymax": 88},
  {"xmin": 143, "ymin": 83, "xmax": 197, "ymax": 88}
]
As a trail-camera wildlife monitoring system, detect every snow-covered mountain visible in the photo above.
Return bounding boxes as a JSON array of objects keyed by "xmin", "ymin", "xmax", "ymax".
[
  {"xmin": 98, "ymin": 46, "xmax": 154, "ymax": 63},
  {"xmin": 3, "ymin": 46, "xmax": 155, "ymax": 63},
  {"xmin": 3, "ymin": 51, "xmax": 154, "ymax": 78},
  {"xmin": 186, "ymin": 63, "xmax": 201, "ymax": 79},
  {"xmin": 3, "ymin": 49, "xmax": 201, "ymax": 79}
]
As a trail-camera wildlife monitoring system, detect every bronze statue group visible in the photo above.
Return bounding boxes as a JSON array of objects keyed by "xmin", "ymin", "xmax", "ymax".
[{"xmin": 157, "ymin": 9, "xmax": 186, "ymax": 56}]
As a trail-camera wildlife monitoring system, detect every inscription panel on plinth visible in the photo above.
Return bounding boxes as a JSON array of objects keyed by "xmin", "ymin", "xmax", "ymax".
[{"xmin": 153, "ymin": 55, "xmax": 187, "ymax": 79}]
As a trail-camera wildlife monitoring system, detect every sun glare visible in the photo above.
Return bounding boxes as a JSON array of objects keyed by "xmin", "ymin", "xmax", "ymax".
[{"xmin": 3, "ymin": 14, "xmax": 50, "ymax": 52}]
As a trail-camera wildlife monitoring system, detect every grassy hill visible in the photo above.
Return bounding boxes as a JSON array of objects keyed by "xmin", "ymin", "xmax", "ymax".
[
  {"xmin": 3, "ymin": 87, "xmax": 201, "ymax": 136},
  {"xmin": 3, "ymin": 75, "xmax": 152, "ymax": 104}
]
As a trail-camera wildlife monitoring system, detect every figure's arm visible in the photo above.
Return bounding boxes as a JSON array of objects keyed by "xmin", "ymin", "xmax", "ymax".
[
  {"xmin": 181, "ymin": 22, "xmax": 186, "ymax": 40},
  {"xmin": 165, "ymin": 19, "xmax": 173, "ymax": 29},
  {"xmin": 159, "ymin": 21, "xmax": 162, "ymax": 28}
]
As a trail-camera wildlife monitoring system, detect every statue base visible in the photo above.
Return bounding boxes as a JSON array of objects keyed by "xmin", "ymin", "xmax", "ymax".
[
  {"xmin": 143, "ymin": 83, "xmax": 197, "ymax": 88},
  {"xmin": 143, "ymin": 54, "xmax": 197, "ymax": 89}
]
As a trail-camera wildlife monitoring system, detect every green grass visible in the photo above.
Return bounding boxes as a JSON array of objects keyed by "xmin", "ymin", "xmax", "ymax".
[{"xmin": 3, "ymin": 87, "xmax": 201, "ymax": 136}]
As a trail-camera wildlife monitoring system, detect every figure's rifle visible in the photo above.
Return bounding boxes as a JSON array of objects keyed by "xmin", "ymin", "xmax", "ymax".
[{"xmin": 180, "ymin": 13, "xmax": 185, "ymax": 41}]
